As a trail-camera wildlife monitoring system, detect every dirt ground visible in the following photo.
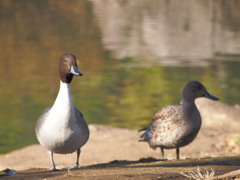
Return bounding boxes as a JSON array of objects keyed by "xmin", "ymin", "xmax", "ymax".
[
  {"xmin": 0, "ymin": 98, "xmax": 239, "ymax": 179},
  {"xmin": 0, "ymin": 157, "xmax": 240, "ymax": 179}
]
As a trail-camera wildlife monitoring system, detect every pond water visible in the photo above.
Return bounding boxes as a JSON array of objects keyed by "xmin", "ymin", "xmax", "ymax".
[{"xmin": 0, "ymin": 0, "xmax": 240, "ymax": 153}]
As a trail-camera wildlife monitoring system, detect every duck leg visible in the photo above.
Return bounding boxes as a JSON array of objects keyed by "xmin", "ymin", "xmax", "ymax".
[
  {"xmin": 75, "ymin": 148, "xmax": 81, "ymax": 168},
  {"xmin": 176, "ymin": 148, "xmax": 180, "ymax": 159},
  {"xmin": 49, "ymin": 151, "xmax": 57, "ymax": 171},
  {"xmin": 69, "ymin": 148, "xmax": 81, "ymax": 170},
  {"xmin": 160, "ymin": 148, "xmax": 165, "ymax": 160},
  {"xmin": 68, "ymin": 148, "xmax": 81, "ymax": 170}
]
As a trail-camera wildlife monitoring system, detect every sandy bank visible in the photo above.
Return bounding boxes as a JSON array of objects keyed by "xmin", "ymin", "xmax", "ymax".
[{"xmin": 0, "ymin": 99, "xmax": 239, "ymax": 171}]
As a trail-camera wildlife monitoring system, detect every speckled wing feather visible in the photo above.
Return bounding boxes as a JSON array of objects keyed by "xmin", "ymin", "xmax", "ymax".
[
  {"xmin": 149, "ymin": 104, "xmax": 185, "ymax": 148},
  {"xmin": 151, "ymin": 104, "xmax": 183, "ymax": 126}
]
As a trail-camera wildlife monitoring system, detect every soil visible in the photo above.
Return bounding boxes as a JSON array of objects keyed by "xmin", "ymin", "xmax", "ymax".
[{"xmin": 0, "ymin": 98, "xmax": 239, "ymax": 179}]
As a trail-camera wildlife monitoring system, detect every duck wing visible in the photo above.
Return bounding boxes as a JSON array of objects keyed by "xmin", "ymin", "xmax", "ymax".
[
  {"xmin": 74, "ymin": 107, "xmax": 90, "ymax": 135},
  {"xmin": 151, "ymin": 104, "xmax": 183, "ymax": 132}
]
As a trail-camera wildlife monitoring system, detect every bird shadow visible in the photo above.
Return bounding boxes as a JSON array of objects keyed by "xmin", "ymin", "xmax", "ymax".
[{"xmin": 85, "ymin": 156, "xmax": 240, "ymax": 169}]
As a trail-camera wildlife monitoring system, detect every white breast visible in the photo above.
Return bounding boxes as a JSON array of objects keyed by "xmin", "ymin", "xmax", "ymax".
[{"xmin": 37, "ymin": 81, "xmax": 88, "ymax": 154}]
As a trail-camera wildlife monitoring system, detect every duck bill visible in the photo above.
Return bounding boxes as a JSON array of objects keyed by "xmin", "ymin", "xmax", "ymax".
[
  {"xmin": 70, "ymin": 65, "xmax": 83, "ymax": 76},
  {"xmin": 205, "ymin": 92, "xmax": 219, "ymax": 101}
]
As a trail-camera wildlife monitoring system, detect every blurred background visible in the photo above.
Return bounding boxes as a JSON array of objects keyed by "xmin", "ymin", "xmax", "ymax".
[{"xmin": 0, "ymin": 0, "xmax": 239, "ymax": 153}]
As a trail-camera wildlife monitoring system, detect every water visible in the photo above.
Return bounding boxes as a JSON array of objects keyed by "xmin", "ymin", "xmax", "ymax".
[{"xmin": 0, "ymin": 0, "xmax": 240, "ymax": 153}]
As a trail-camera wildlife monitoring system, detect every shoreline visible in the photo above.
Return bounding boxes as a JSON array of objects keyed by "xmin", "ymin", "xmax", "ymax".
[{"xmin": 0, "ymin": 99, "xmax": 239, "ymax": 171}]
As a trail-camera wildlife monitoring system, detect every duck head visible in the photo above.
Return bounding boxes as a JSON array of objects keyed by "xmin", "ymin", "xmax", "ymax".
[
  {"xmin": 59, "ymin": 53, "xmax": 83, "ymax": 83},
  {"xmin": 182, "ymin": 81, "xmax": 219, "ymax": 103}
]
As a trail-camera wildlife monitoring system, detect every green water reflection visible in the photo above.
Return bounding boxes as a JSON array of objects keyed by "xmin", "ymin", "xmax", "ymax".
[
  {"xmin": 0, "ymin": 0, "xmax": 240, "ymax": 153},
  {"xmin": 1, "ymin": 59, "xmax": 240, "ymax": 153}
]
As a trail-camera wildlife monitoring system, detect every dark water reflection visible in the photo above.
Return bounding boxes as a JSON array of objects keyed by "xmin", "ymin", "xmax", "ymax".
[{"xmin": 0, "ymin": 0, "xmax": 239, "ymax": 153}]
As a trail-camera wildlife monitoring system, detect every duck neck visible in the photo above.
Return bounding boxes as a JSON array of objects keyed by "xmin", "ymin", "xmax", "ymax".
[
  {"xmin": 52, "ymin": 81, "xmax": 74, "ymax": 112},
  {"xmin": 181, "ymin": 98, "xmax": 197, "ymax": 115},
  {"xmin": 181, "ymin": 98, "xmax": 201, "ymax": 129}
]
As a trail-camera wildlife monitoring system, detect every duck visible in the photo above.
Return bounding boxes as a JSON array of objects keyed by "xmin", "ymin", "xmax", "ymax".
[
  {"xmin": 139, "ymin": 81, "xmax": 219, "ymax": 159},
  {"xmin": 35, "ymin": 53, "xmax": 90, "ymax": 171}
]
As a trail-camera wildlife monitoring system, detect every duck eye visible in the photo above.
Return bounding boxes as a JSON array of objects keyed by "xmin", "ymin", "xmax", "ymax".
[{"xmin": 192, "ymin": 86, "xmax": 201, "ymax": 92}]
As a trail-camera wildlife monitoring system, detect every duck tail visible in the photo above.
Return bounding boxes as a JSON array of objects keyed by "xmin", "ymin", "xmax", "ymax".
[
  {"xmin": 138, "ymin": 127, "xmax": 147, "ymax": 132},
  {"xmin": 138, "ymin": 127, "xmax": 149, "ymax": 142},
  {"xmin": 138, "ymin": 133, "xmax": 146, "ymax": 142}
]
